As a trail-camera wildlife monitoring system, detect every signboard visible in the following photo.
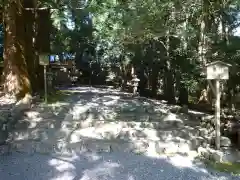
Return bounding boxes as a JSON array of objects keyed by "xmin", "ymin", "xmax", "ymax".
[
  {"xmin": 39, "ymin": 54, "xmax": 49, "ymax": 66},
  {"xmin": 206, "ymin": 61, "xmax": 231, "ymax": 80},
  {"xmin": 205, "ymin": 61, "xmax": 231, "ymax": 150}
]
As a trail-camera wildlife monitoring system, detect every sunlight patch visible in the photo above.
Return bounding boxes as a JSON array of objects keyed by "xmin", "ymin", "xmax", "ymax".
[
  {"xmin": 50, "ymin": 171, "xmax": 75, "ymax": 180},
  {"xmin": 80, "ymin": 161, "xmax": 121, "ymax": 180},
  {"xmin": 168, "ymin": 155, "xmax": 193, "ymax": 168}
]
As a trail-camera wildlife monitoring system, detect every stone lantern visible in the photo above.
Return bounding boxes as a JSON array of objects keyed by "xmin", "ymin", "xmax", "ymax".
[{"xmin": 131, "ymin": 75, "xmax": 140, "ymax": 95}]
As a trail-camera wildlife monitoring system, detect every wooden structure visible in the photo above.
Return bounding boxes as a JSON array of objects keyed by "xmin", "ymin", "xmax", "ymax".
[
  {"xmin": 205, "ymin": 61, "xmax": 231, "ymax": 150},
  {"xmin": 49, "ymin": 61, "xmax": 77, "ymax": 86},
  {"xmin": 206, "ymin": 61, "xmax": 231, "ymax": 80}
]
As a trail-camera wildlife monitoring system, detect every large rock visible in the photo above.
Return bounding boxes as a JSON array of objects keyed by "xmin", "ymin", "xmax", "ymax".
[
  {"xmin": 117, "ymin": 113, "xmax": 136, "ymax": 121},
  {"xmin": 11, "ymin": 94, "xmax": 32, "ymax": 121},
  {"xmin": 130, "ymin": 141, "xmax": 149, "ymax": 154},
  {"xmin": 221, "ymin": 149, "xmax": 240, "ymax": 163},
  {"xmin": 146, "ymin": 106, "xmax": 155, "ymax": 114},
  {"xmin": 163, "ymin": 143, "xmax": 179, "ymax": 154},
  {"xmin": 71, "ymin": 105, "xmax": 90, "ymax": 120},
  {"xmin": 220, "ymin": 136, "xmax": 232, "ymax": 147},
  {"xmin": 149, "ymin": 113, "xmax": 164, "ymax": 122},
  {"xmin": 169, "ymin": 106, "xmax": 181, "ymax": 113},
  {"xmin": 24, "ymin": 111, "xmax": 40, "ymax": 119},
  {"xmin": 201, "ymin": 115, "xmax": 215, "ymax": 125},
  {"xmin": 64, "ymin": 113, "xmax": 73, "ymax": 121},
  {"xmin": 197, "ymin": 146, "xmax": 210, "ymax": 159},
  {"xmin": 190, "ymin": 137, "xmax": 205, "ymax": 150},
  {"xmin": 209, "ymin": 149, "xmax": 223, "ymax": 162},
  {"xmin": 199, "ymin": 128, "xmax": 209, "ymax": 137},
  {"xmin": 94, "ymin": 123, "xmax": 123, "ymax": 140},
  {"xmin": 211, "ymin": 136, "xmax": 232, "ymax": 147},
  {"xmin": 0, "ymin": 109, "xmax": 15, "ymax": 145},
  {"xmin": 178, "ymin": 142, "xmax": 191, "ymax": 154},
  {"xmin": 85, "ymin": 141, "xmax": 112, "ymax": 153},
  {"xmin": 180, "ymin": 105, "xmax": 188, "ymax": 114},
  {"xmin": 0, "ymin": 144, "xmax": 11, "ymax": 155},
  {"xmin": 137, "ymin": 114, "xmax": 150, "ymax": 122},
  {"xmin": 0, "ymin": 131, "xmax": 8, "ymax": 145},
  {"xmin": 155, "ymin": 141, "xmax": 165, "ymax": 154},
  {"xmin": 162, "ymin": 113, "xmax": 183, "ymax": 128},
  {"xmin": 61, "ymin": 120, "xmax": 76, "ymax": 129},
  {"xmin": 14, "ymin": 94, "xmax": 32, "ymax": 111},
  {"xmin": 155, "ymin": 141, "xmax": 179, "ymax": 155}
]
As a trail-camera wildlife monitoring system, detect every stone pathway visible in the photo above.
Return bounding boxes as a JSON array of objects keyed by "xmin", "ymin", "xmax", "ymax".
[
  {"xmin": 6, "ymin": 86, "xmax": 201, "ymax": 157},
  {"xmin": 0, "ymin": 151, "xmax": 238, "ymax": 180},
  {"xmin": 0, "ymin": 86, "xmax": 239, "ymax": 179},
  {"xmin": 0, "ymin": 94, "xmax": 17, "ymax": 145},
  {"xmin": 3, "ymin": 86, "xmax": 239, "ymax": 162}
]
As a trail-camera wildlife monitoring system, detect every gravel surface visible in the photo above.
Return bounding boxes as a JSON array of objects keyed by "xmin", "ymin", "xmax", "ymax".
[
  {"xmin": 0, "ymin": 151, "xmax": 239, "ymax": 180},
  {"xmin": 0, "ymin": 86, "xmax": 239, "ymax": 180}
]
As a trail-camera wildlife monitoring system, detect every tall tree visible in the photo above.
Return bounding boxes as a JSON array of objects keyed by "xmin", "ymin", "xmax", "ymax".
[{"xmin": 2, "ymin": 0, "xmax": 31, "ymax": 99}]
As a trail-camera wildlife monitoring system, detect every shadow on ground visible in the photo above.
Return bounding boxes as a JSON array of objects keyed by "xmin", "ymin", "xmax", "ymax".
[
  {"xmin": 0, "ymin": 150, "xmax": 237, "ymax": 180},
  {"xmin": 9, "ymin": 86, "xmax": 205, "ymax": 154},
  {"xmin": 8, "ymin": 86, "xmax": 215, "ymax": 155},
  {"xmin": 0, "ymin": 86, "xmax": 239, "ymax": 179}
]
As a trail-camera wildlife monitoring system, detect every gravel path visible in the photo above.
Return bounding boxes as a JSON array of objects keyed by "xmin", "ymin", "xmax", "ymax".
[
  {"xmin": 0, "ymin": 86, "xmax": 239, "ymax": 180},
  {"xmin": 0, "ymin": 151, "xmax": 239, "ymax": 180}
]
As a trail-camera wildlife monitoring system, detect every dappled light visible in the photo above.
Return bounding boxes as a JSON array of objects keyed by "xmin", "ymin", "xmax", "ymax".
[
  {"xmin": 0, "ymin": 86, "xmax": 237, "ymax": 179},
  {"xmin": 1, "ymin": 0, "xmax": 240, "ymax": 179},
  {"xmin": 0, "ymin": 150, "xmax": 235, "ymax": 180}
]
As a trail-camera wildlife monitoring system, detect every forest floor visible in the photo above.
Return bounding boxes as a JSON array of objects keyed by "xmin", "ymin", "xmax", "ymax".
[{"xmin": 0, "ymin": 86, "xmax": 239, "ymax": 180}]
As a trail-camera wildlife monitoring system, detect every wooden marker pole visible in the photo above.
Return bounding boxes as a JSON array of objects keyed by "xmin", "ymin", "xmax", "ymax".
[
  {"xmin": 44, "ymin": 65, "xmax": 48, "ymax": 104},
  {"xmin": 215, "ymin": 79, "xmax": 221, "ymax": 150}
]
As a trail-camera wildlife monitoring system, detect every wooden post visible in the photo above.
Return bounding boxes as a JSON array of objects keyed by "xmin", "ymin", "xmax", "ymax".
[
  {"xmin": 206, "ymin": 61, "xmax": 231, "ymax": 150},
  {"xmin": 215, "ymin": 79, "xmax": 221, "ymax": 150},
  {"xmin": 44, "ymin": 65, "xmax": 48, "ymax": 103}
]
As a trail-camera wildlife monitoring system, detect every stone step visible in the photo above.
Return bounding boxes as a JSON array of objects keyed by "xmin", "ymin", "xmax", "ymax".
[
  {"xmin": 9, "ymin": 139, "xmax": 148, "ymax": 155},
  {"xmin": 11, "ymin": 120, "xmax": 193, "ymax": 143},
  {"xmin": 8, "ymin": 136, "xmax": 197, "ymax": 158},
  {"xmin": 10, "ymin": 123, "xmax": 204, "ymax": 155}
]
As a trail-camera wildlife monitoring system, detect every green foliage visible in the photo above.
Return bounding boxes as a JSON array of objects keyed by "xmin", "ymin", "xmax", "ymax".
[
  {"xmin": 2, "ymin": 0, "xmax": 240, "ymax": 101},
  {"xmin": 40, "ymin": 90, "xmax": 71, "ymax": 104},
  {"xmin": 205, "ymin": 160, "xmax": 240, "ymax": 175}
]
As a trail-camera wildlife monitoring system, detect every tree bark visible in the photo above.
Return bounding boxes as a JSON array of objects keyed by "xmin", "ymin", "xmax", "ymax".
[
  {"xmin": 23, "ymin": 8, "xmax": 38, "ymax": 92},
  {"xmin": 151, "ymin": 64, "xmax": 159, "ymax": 98},
  {"xmin": 34, "ymin": 8, "xmax": 51, "ymax": 91},
  {"xmin": 164, "ymin": 30, "xmax": 176, "ymax": 104},
  {"xmin": 2, "ymin": 0, "xmax": 31, "ymax": 99}
]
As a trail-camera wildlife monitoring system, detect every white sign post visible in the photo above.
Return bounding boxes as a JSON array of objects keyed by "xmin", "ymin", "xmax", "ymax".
[
  {"xmin": 39, "ymin": 53, "xmax": 50, "ymax": 104},
  {"xmin": 205, "ymin": 61, "xmax": 231, "ymax": 150}
]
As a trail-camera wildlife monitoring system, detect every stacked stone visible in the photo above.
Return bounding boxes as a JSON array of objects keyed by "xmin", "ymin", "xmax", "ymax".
[
  {"xmin": 0, "ymin": 109, "xmax": 13, "ymax": 145},
  {"xmin": 199, "ymin": 115, "xmax": 232, "ymax": 148}
]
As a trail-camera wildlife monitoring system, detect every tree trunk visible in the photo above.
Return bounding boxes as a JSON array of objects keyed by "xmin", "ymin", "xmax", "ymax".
[
  {"xmin": 164, "ymin": 30, "xmax": 175, "ymax": 104},
  {"xmin": 179, "ymin": 83, "xmax": 188, "ymax": 105},
  {"xmin": 23, "ymin": 8, "xmax": 39, "ymax": 92},
  {"xmin": 151, "ymin": 64, "xmax": 159, "ymax": 98},
  {"xmin": 2, "ymin": 0, "xmax": 31, "ymax": 99},
  {"xmin": 120, "ymin": 64, "xmax": 128, "ymax": 90},
  {"xmin": 198, "ymin": 17, "xmax": 207, "ymax": 65},
  {"xmin": 139, "ymin": 61, "xmax": 147, "ymax": 96},
  {"xmin": 198, "ymin": 0, "xmax": 211, "ymax": 66},
  {"xmin": 197, "ymin": 0, "xmax": 212, "ymax": 104},
  {"xmin": 34, "ymin": 9, "xmax": 51, "ymax": 91}
]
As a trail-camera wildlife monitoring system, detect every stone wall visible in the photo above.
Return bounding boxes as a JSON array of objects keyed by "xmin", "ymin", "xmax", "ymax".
[{"xmin": 0, "ymin": 109, "xmax": 14, "ymax": 145}]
